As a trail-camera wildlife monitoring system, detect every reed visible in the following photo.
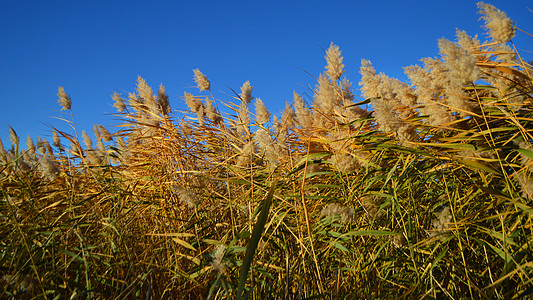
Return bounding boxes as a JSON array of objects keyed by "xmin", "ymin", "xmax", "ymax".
[{"xmin": 1, "ymin": 2, "xmax": 532, "ymax": 298}]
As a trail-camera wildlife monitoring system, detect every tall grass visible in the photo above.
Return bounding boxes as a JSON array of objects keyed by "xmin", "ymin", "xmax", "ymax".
[{"xmin": 1, "ymin": 2, "xmax": 532, "ymax": 298}]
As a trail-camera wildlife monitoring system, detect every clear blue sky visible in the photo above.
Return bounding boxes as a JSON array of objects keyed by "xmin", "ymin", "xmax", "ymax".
[{"xmin": 1, "ymin": 0, "xmax": 531, "ymax": 147}]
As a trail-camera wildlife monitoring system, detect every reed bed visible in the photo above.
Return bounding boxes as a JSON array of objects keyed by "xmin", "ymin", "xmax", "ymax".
[{"xmin": 1, "ymin": 2, "xmax": 532, "ymax": 299}]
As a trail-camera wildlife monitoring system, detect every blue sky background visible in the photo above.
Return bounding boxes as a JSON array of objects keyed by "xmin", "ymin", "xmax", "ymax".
[{"xmin": 1, "ymin": 0, "xmax": 532, "ymax": 147}]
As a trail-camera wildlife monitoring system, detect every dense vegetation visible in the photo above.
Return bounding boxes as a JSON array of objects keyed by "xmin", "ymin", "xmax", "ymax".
[{"xmin": 1, "ymin": 3, "xmax": 532, "ymax": 299}]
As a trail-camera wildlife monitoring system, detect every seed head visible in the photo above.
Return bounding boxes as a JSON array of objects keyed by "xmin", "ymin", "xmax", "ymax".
[
  {"xmin": 8, "ymin": 126, "xmax": 18, "ymax": 146},
  {"xmin": 254, "ymin": 98, "xmax": 271, "ymax": 125},
  {"xmin": 171, "ymin": 185, "xmax": 199, "ymax": 208},
  {"xmin": 112, "ymin": 92, "xmax": 126, "ymax": 112},
  {"xmin": 136, "ymin": 76, "xmax": 154, "ymax": 102},
  {"xmin": 157, "ymin": 84, "xmax": 171, "ymax": 115},
  {"xmin": 26, "ymin": 135, "xmax": 36, "ymax": 157},
  {"xmin": 239, "ymin": 81, "xmax": 253, "ymax": 104},
  {"xmin": 320, "ymin": 203, "xmax": 354, "ymax": 224},
  {"xmin": 210, "ymin": 244, "xmax": 227, "ymax": 274},
  {"xmin": 38, "ymin": 155, "xmax": 59, "ymax": 181},
  {"xmin": 57, "ymin": 87, "xmax": 72, "ymax": 110},
  {"xmin": 438, "ymin": 38, "xmax": 479, "ymax": 85},
  {"xmin": 324, "ymin": 42, "xmax": 345, "ymax": 81},
  {"xmin": 184, "ymin": 92, "xmax": 202, "ymax": 113},
  {"xmin": 193, "ymin": 69, "xmax": 211, "ymax": 91},
  {"xmin": 53, "ymin": 131, "xmax": 63, "ymax": 152},
  {"xmin": 477, "ymin": 2, "xmax": 516, "ymax": 43},
  {"xmin": 82, "ymin": 130, "xmax": 93, "ymax": 149}
]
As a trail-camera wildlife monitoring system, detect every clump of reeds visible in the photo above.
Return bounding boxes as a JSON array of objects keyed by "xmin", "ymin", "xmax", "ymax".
[{"xmin": 1, "ymin": 2, "xmax": 532, "ymax": 298}]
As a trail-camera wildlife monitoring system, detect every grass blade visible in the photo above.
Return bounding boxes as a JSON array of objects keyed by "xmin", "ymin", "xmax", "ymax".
[{"xmin": 236, "ymin": 180, "xmax": 277, "ymax": 300}]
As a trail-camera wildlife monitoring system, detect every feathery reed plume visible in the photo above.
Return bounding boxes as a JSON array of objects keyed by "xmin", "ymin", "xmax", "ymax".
[
  {"xmin": 87, "ymin": 150, "xmax": 104, "ymax": 166},
  {"xmin": 37, "ymin": 155, "xmax": 59, "ymax": 181},
  {"xmin": 273, "ymin": 102, "xmax": 294, "ymax": 145},
  {"xmin": 490, "ymin": 43, "xmax": 517, "ymax": 64},
  {"xmin": 193, "ymin": 69, "xmax": 211, "ymax": 92},
  {"xmin": 254, "ymin": 98, "xmax": 271, "ymax": 125},
  {"xmin": 359, "ymin": 59, "xmax": 415, "ymax": 140},
  {"xmin": 205, "ymin": 97, "xmax": 221, "ymax": 123},
  {"xmin": 52, "ymin": 131, "xmax": 63, "ymax": 152},
  {"xmin": 43, "ymin": 139, "xmax": 54, "ymax": 157},
  {"xmin": 331, "ymin": 154, "xmax": 359, "ymax": 173},
  {"xmin": 338, "ymin": 77, "xmax": 368, "ymax": 122},
  {"xmin": 57, "ymin": 87, "xmax": 72, "ymax": 111},
  {"xmin": 9, "ymin": 126, "xmax": 18, "ymax": 146},
  {"xmin": 280, "ymin": 102, "xmax": 295, "ymax": 130},
  {"xmin": 272, "ymin": 116, "xmax": 283, "ymax": 141},
  {"xmin": 431, "ymin": 206, "xmax": 452, "ymax": 236},
  {"xmin": 254, "ymin": 129, "xmax": 279, "ymax": 167},
  {"xmin": 237, "ymin": 141, "xmax": 254, "ymax": 166},
  {"xmin": 293, "ymin": 91, "xmax": 312, "ymax": 128},
  {"xmin": 93, "ymin": 124, "xmax": 101, "ymax": 141},
  {"xmin": 404, "ymin": 63, "xmax": 453, "ymax": 126},
  {"xmin": 320, "ymin": 203, "xmax": 354, "ymax": 224},
  {"xmin": 112, "ymin": 92, "xmax": 126, "ymax": 112},
  {"xmin": 239, "ymin": 81, "xmax": 253, "ymax": 104},
  {"xmin": 455, "ymin": 30, "xmax": 483, "ymax": 59},
  {"xmin": 210, "ymin": 244, "xmax": 227, "ymax": 274},
  {"xmin": 82, "ymin": 130, "xmax": 92, "ymax": 149},
  {"xmin": 477, "ymin": 2, "xmax": 516, "ymax": 43},
  {"xmin": 157, "ymin": 84, "xmax": 171, "ymax": 115},
  {"xmin": 136, "ymin": 76, "xmax": 154, "ymax": 103},
  {"xmin": 438, "ymin": 38, "xmax": 480, "ymax": 86},
  {"xmin": 26, "ymin": 135, "xmax": 36, "ymax": 158},
  {"xmin": 93, "ymin": 125, "xmax": 106, "ymax": 152},
  {"xmin": 184, "ymin": 92, "xmax": 205, "ymax": 126},
  {"xmin": 324, "ymin": 42, "xmax": 345, "ymax": 81},
  {"xmin": 36, "ymin": 137, "xmax": 45, "ymax": 155},
  {"xmin": 314, "ymin": 74, "xmax": 338, "ymax": 113},
  {"xmin": 184, "ymin": 92, "xmax": 202, "ymax": 113},
  {"xmin": 116, "ymin": 136, "xmax": 129, "ymax": 162},
  {"xmin": 171, "ymin": 185, "xmax": 199, "ymax": 208},
  {"xmin": 127, "ymin": 92, "xmax": 143, "ymax": 113},
  {"xmin": 359, "ymin": 195, "xmax": 383, "ymax": 220},
  {"xmin": 97, "ymin": 125, "xmax": 112, "ymax": 142},
  {"xmin": 437, "ymin": 38, "xmax": 479, "ymax": 114}
]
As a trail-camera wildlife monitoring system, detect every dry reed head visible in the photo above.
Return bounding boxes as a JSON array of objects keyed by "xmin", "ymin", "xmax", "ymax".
[
  {"xmin": 112, "ymin": 92, "xmax": 126, "ymax": 112},
  {"xmin": 254, "ymin": 128, "xmax": 279, "ymax": 167},
  {"xmin": 172, "ymin": 185, "xmax": 200, "ymax": 208},
  {"xmin": 324, "ymin": 42, "xmax": 345, "ymax": 81},
  {"xmin": 157, "ymin": 84, "xmax": 171, "ymax": 115},
  {"xmin": 254, "ymin": 98, "xmax": 271, "ymax": 125},
  {"xmin": 184, "ymin": 92, "xmax": 202, "ymax": 113},
  {"xmin": 136, "ymin": 76, "xmax": 154, "ymax": 103},
  {"xmin": 81, "ymin": 130, "xmax": 92, "ymax": 149},
  {"xmin": 193, "ymin": 69, "xmax": 211, "ymax": 92},
  {"xmin": 26, "ymin": 135, "xmax": 36, "ymax": 157},
  {"xmin": 239, "ymin": 81, "xmax": 253, "ymax": 104},
  {"xmin": 477, "ymin": 2, "xmax": 516, "ymax": 43},
  {"xmin": 359, "ymin": 59, "xmax": 416, "ymax": 140},
  {"xmin": 37, "ymin": 155, "xmax": 59, "ymax": 181},
  {"xmin": 57, "ymin": 87, "xmax": 72, "ymax": 111},
  {"xmin": 210, "ymin": 244, "xmax": 227, "ymax": 274},
  {"xmin": 320, "ymin": 203, "xmax": 355, "ymax": 224},
  {"xmin": 8, "ymin": 126, "xmax": 18, "ymax": 146},
  {"xmin": 438, "ymin": 38, "xmax": 480, "ymax": 86},
  {"xmin": 52, "ymin": 131, "xmax": 61, "ymax": 149},
  {"xmin": 455, "ymin": 30, "xmax": 483, "ymax": 59}
]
